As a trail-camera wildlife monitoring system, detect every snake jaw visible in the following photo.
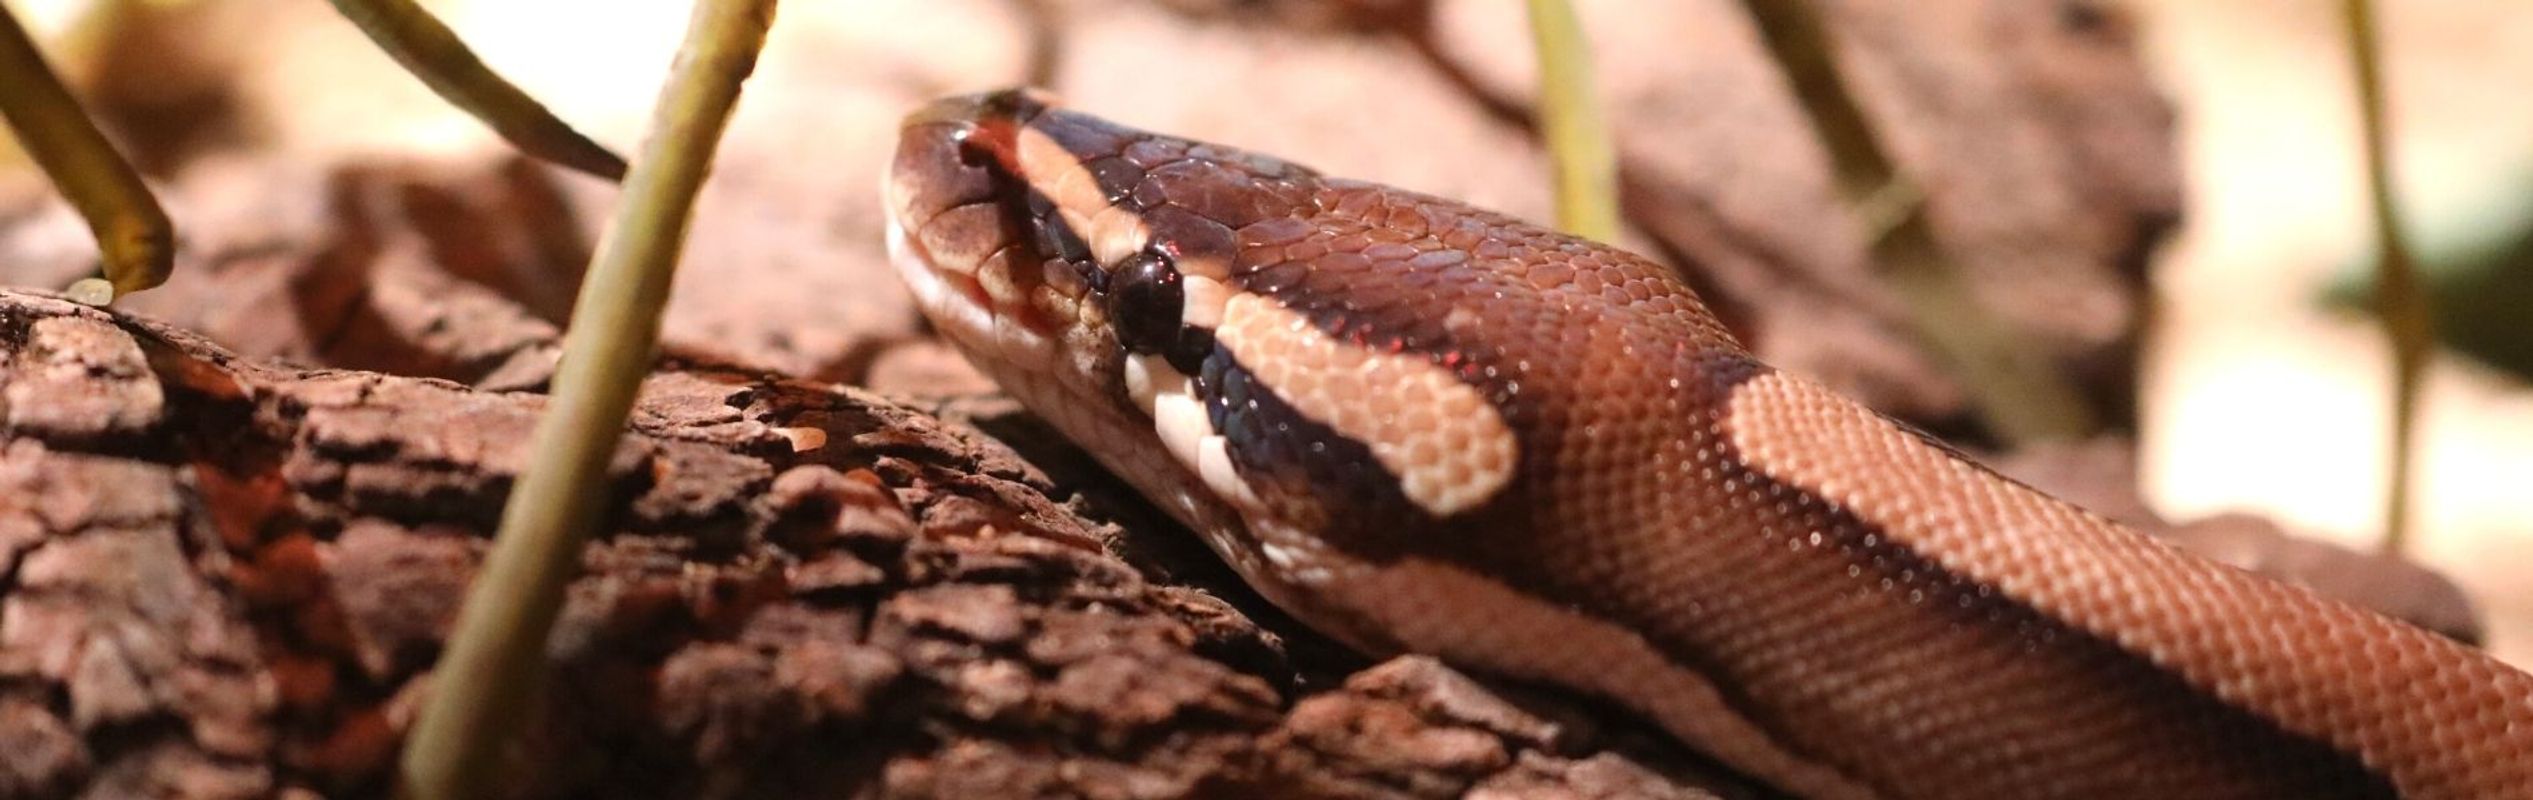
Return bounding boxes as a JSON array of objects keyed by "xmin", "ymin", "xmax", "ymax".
[{"xmin": 883, "ymin": 215, "xmax": 992, "ymax": 356}]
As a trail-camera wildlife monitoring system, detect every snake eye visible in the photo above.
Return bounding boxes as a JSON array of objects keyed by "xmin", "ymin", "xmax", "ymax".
[{"xmin": 1109, "ymin": 250, "xmax": 1184, "ymax": 354}]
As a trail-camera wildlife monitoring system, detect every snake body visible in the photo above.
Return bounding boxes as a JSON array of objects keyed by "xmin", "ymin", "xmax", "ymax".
[{"xmin": 880, "ymin": 89, "xmax": 2533, "ymax": 799}]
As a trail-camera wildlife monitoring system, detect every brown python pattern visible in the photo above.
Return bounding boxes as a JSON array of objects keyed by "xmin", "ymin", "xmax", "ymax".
[{"xmin": 882, "ymin": 90, "xmax": 2533, "ymax": 799}]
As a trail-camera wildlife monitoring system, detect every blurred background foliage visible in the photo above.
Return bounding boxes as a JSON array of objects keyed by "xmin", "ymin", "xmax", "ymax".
[
  {"xmin": 2131, "ymin": 0, "xmax": 2533, "ymax": 666},
  {"xmin": 2329, "ymin": 173, "xmax": 2533, "ymax": 383}
]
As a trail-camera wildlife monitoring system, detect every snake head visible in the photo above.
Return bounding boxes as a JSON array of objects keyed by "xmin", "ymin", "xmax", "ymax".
[
  {"xmin": 884, "ymin": 89, "xmax": 1709, "ymax": 597},
  {"xmin": 885, "ymin": 89, "xmax": 1351, "ymax": 574},
  {"xmin": 885, "ymin": 89, "xmax": 1319, "ymax": 391}
]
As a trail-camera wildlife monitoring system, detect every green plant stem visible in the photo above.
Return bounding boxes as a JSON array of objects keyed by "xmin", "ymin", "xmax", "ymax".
[
  {"xmin": 327, "ymin": 0, "xmax": 628, "ymax": 180},
  {"xmin": 1735, "ymin": 0, "xmax": 2097, "ymax": 444},
  {"xmin": 1522, "ymin": 0, "xmax": 1620, "ymax": 243},
  {"xmin": 397, "ymin": 2, "xmax": 776, "ymax": 797},
  {"xmin": 0, "ymin": 2, "xmax": 171, "ymax": 299},
  {"xmin": 2341, "ymin": 0, "xmax": 2428, "ymax": 556}
]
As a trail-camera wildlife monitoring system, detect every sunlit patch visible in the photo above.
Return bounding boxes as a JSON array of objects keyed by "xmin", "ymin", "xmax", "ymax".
[{"xmin": 1212, "ymin": 293, "xmax": 1518, "ymax": 515}]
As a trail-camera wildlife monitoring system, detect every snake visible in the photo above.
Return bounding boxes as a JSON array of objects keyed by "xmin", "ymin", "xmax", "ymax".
[{"xmin": 879, "ymin": 88, "xmax": 2533, "ymax": 799}]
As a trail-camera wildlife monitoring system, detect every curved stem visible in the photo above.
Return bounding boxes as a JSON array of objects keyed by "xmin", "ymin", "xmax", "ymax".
[
  {"xmin": 327, "ymin": 0, "xmax": 629, "ymax": 180},
  {"xmin": 397, "ymin": 2, "xmax": 777, "ymax": 797},
  {"xmin": 1734, "ymin": 0, "xmax": 2098, "ymax": 444},
  {"xmin": 1523, "ymin": 0, "xmax": 1621, "ymax": 243},
  {"xmin": 0, "ymin": 3, "xmax": 172, "ymax": 299},
  {"xmin": 2341, "ymin": 0, "xmax": 2428, "ymax": 556}
]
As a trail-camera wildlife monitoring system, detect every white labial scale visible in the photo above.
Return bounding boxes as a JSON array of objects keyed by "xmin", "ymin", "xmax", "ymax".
[
  {"xmin": 1131, "ymin": 355, "xmax": 1265, "ymax": 513},
  {"xmin": 1151, "ymin": 390, "xmax": 1212, "ymax": 478},
  {"xmin": 1198, "ymin": 436, "xmax": 1263, "ymax": 508},
  {"xmin": 1258, "ymin": 541, "xmax": 1306, "ymax": 573},
  {"xmin": 1123, "ymin": 354, "xmax": 1169, "ymax": 411},
  {"xmin": 1181, "ymin": 274, "xmax": 1232, "ymax": 328}
]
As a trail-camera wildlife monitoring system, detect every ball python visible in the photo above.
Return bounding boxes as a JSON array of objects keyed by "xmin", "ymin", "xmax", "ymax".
[{"xmin": 879, "ymin": 88, "xmax": 2533, "ymax": 799}]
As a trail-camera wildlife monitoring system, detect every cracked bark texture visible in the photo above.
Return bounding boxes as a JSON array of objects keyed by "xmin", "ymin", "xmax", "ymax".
[{"xmin": 0, "ymin": 291, "xmax": 1749, "ymax": 799}]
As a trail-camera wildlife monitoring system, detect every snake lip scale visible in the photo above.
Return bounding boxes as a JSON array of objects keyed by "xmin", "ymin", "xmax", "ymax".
[{"xmin": 881, "ymin": 88, "xmax": 2533, "ymax": 799}]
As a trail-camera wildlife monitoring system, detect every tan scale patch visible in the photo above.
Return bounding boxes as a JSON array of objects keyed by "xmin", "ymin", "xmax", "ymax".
[
  {"xmin": 1015, "ymin": 126, "xmax": 1150, "ymax": 265},
  {"xmin": 1721, "ymin": 372, "xmax": 2533, "ymax": 799},
  {"xmin": 1213, "ymin": 293, "xmax": 1517, "ymax": 516}
]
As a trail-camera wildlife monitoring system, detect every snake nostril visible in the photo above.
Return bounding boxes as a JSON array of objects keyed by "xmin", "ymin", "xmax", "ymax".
[{"xmin": 954, "ymin": 132, "xmax": 995, "ymax": 169}]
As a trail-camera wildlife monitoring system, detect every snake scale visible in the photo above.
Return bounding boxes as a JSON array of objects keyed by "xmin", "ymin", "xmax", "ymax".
[{"xmin": 880, "ymin": 89, "xmax": 2533, "ymax": 799}]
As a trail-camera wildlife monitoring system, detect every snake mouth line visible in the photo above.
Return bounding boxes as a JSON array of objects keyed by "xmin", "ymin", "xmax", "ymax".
[{"xmin": 883, "ymin": 215, "xmax": 997, "ymax": 347}]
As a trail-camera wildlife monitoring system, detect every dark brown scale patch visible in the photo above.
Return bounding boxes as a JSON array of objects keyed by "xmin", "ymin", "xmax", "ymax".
[
  {"xmin": 1620, "ymin": 372, "xmax": 2392, "ymax": 798},
  {"xmin": 1246, "ymin": 260, "xmax": 1310, "ymax": 294},
  {"xmin": 1024, "ymin": 191, "xmax": 1095, "ymax": 268},
  {"xmin": 1140, "ymin": 207, "xmax": 1237, "ymax": 262},
  {"xmin": 1433, "ymin": 341, "xmax": 2393, "ymax": 798},
  {"xmin": 1122, "ymin": 138, "xmax": 1189, "ymax": 169},
  {"xmin": 1210, "ymin": 179, "xmax": 2393, "ymax": 798},
  {"xmin": 1083, "ymin": 156, "xmax": 1145, "ymax": 205},
  {"xmin": 1234, "ymin": 249, "xmax": 1483, "ymax": 380},
  {"xmin": 1025, "ymin": 106, "xmax": 1129, "ymax": 166}
]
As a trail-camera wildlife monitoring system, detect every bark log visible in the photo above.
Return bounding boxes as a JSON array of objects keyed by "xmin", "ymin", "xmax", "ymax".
[{"xmin": 0, "ymin": 290, "xmax": 1751, "ymax": 799}]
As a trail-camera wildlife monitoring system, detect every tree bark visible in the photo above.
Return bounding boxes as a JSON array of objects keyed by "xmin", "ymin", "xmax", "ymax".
[{"xmin": 0, "ymin": 290, "xmax": 1751, "ymax": 799}]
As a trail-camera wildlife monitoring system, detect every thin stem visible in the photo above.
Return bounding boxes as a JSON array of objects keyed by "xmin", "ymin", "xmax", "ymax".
[
  {"xmin": 1008, "ymin": 0, "xmax": 1062, "ymax": 89},
  {"xmin": 327, "ymin": 0, "xmax": 629, "ymax": 181},
  {"xmin": 397, "ymin": 2, "xmax": 777, "ymax": 797},
  {"xmin": 0, "ymin": 2, "xmax": 172, "ymax": 300},
  {"xmin": 1523, "ymin": 0, "xmax": 1620, "ymax": 243},
  {"xmin": 1391, "ymin": 18, "xmax": 1767, "ymax": 334},
  {"xmin": 2341, "ymin": 0, "xmax": 2428, "ymax": 556},
  {"xmin": 1734, "ymin": 0, "xmax": 2097, "ymax": 444}
]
